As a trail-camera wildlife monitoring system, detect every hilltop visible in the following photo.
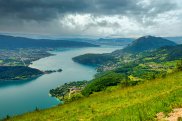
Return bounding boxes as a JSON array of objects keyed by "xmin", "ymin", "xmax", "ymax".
[{"xmin": 113, "ymin": 36, "xmax": 176, "ymax": 55}]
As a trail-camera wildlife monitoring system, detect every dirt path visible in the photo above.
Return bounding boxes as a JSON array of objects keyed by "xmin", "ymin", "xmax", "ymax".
[{"xmin": 156, "ymin": 108, "xmax": 182, "ymax": 121}]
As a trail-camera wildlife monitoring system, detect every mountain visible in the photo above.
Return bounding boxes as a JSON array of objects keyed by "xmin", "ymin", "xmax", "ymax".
[
  {"xmin": 122, "ymin": 36, "xmax": 177, "ymax": 53},
  {"xmin": 73, "ymin": 36, "xmax": 178, "ymax": 66},
  {"xmin": 0, "ymin": 35, "xmax": 99, "ymax": 49}
]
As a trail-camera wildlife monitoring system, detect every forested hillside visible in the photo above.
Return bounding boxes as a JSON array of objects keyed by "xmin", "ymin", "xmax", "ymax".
[{"xmin": 0, "ymin": 66, "xmax": 43, "ymax": 80}]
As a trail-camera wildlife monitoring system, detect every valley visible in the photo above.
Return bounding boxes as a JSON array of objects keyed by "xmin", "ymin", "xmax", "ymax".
[
  {"xmin": 0, "ymin": 45, "xmax": 122, "ymax": 119},
  {"xmin": 1, "ymin": 0, "xmax": 182, "ymax": 120},
  {"xmin": 1, "ymin": 35, "xmax": 182, "ymax": 121}
]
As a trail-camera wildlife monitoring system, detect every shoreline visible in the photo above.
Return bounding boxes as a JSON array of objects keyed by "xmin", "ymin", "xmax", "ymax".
[{"xmin": 0, "ymin": 46, "xmax": 120, "ymax": 119}]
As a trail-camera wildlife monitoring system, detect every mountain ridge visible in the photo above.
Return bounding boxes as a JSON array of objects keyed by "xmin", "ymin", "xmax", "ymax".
[{"xmin": 0, "ymin": 34, "xmax": 99, "ymax": 49}]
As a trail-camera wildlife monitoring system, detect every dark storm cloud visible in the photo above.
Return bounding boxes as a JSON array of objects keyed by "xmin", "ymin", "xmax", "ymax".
[
  {"xmin": 0, "ymin": 0, "xmax": 177, "ymax": 21},
  {"xmin": 0, "ymin": 0, "xmax": 89, "ymax": 20},
  {"xmin": 0, "ymin": 0, "xmax": 181, "ymax": 37}
]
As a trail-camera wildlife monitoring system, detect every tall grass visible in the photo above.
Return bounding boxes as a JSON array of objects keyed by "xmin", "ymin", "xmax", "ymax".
[{"xmin": 7, "ymin": 72, "xmax": 182, "ymax": 121}]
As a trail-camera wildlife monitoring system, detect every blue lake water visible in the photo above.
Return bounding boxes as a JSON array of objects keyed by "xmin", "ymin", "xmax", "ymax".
[{"xmin": 0, "ymin": 46, "xmax": 123, "ymax": 118}]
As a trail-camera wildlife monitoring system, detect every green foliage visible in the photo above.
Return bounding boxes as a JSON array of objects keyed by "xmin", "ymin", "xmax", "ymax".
[
  {"xmin": 0, "ymin": 66, "xmax": 43, "ymax": 80},
  {"xmin": 94, "ymin": 70, "xmax": 113, "ymax": 78},
  {"xmin": 50, "ymin": 81, "xmax": 88, "ymax": 98},
  {"xmin": 72, "ymin": 53, "xmax": 116, "ymax": 66},
  {"xmin": 132, "ymin": 69, "xmax": 166, "ymax": 80},
  {"xmin": 82, "ymin": 72, "xmax": 125, "ymax": 96},
  {"xmin": 64, "ymin": 93, "xmax": 84, "ymax": 103},
  {"xmin": 114, "ymin": 62, "xmax": 168, "ymax": 81},
  {"xmin": 140, "ymin": 45, "xmax": 182, "ymax": 62},
  {"xmin": 114, "ymin": 63, "xmax": 136, "ymax": 74}
]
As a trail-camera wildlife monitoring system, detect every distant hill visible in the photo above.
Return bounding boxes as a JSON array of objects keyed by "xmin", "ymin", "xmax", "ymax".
[
  {"xmin": 0, "ymin": 35, "xmax": 99, "ymax": 49},
  {"xmin": 165, "ymin": 37, "xmax": 182, "ymax": 44},
  {"xmin": 122, "ymin": 36, "xmax": 177, "ymax": 53},
  {"xmin": 0, "ymin": 66, "xmax": 43, "ymax": 81},
  {"xmin": 64, "ymin": 38, "xmax": 133, "ymax": 46},
  {"xmin": 72, "ymin": 53, "xmax": 116, "ymax": 66},
  {"xmin": 95, "ymin": 38, "xmax": 133, "ymax": 46}
]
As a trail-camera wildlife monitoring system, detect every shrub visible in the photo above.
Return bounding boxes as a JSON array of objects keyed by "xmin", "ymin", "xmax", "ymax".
[
  {"xmin": 64, "ymin": 93, "xmax": 83, "ymax": 103},
  {"xmin": 82, "ymin": 72, "xmax": 125, "ymax": 96}
]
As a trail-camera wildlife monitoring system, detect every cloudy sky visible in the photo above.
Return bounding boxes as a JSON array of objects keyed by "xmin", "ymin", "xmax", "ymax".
[{"xmin": 0, "ymin": 0, "xmax": 182, "ymax": 38}]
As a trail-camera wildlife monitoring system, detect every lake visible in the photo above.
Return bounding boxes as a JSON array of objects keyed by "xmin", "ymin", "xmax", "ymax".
[{"xmin": 0, "ymin": 46, "xmax": 123, "ymax": 119}]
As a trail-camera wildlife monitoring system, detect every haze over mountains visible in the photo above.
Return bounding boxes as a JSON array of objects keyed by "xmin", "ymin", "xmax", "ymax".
[
  {"xmin": 1, "ymin": 33, "xmax": 181, "ymax": 49},
  {"xmin": 0, "ymin": 35, "xmax": 98, "ymax": 49},
  {"xmin": 165, "ymin": 37, "xmax": 182, "ymax": 44}
]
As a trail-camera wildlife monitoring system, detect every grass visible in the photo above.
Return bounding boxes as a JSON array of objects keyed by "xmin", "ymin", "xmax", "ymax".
[{"xmin": 6, "ymin": 72, "xmax": 182, "ymax": 121}]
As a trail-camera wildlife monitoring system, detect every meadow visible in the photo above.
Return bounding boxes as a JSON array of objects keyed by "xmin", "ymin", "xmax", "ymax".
[{"xmin": 7, "ymin": 71, "xmax": 182, "ymax": 121}]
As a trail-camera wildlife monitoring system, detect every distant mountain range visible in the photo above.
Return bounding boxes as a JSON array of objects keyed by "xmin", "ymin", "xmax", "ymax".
[
  {"xmin": 60, "ymin": 37, "xmax": 134, "ymax": 46},
  {"xmin": 1, "ymin": 34, "xmax": 180, "ymax": 50},
  {"xmin": 0, "ymin": 35, "xmax": 99, "ymax": 49},
  {"xmin": 95, "ymin": 38, "xmax": 133, "ymax": 46}
]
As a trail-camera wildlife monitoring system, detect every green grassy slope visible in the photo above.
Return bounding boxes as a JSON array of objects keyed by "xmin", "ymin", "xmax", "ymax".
[{"xmin": 7, "ymin": 72, "xmax": 182, "ymax": 121}]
